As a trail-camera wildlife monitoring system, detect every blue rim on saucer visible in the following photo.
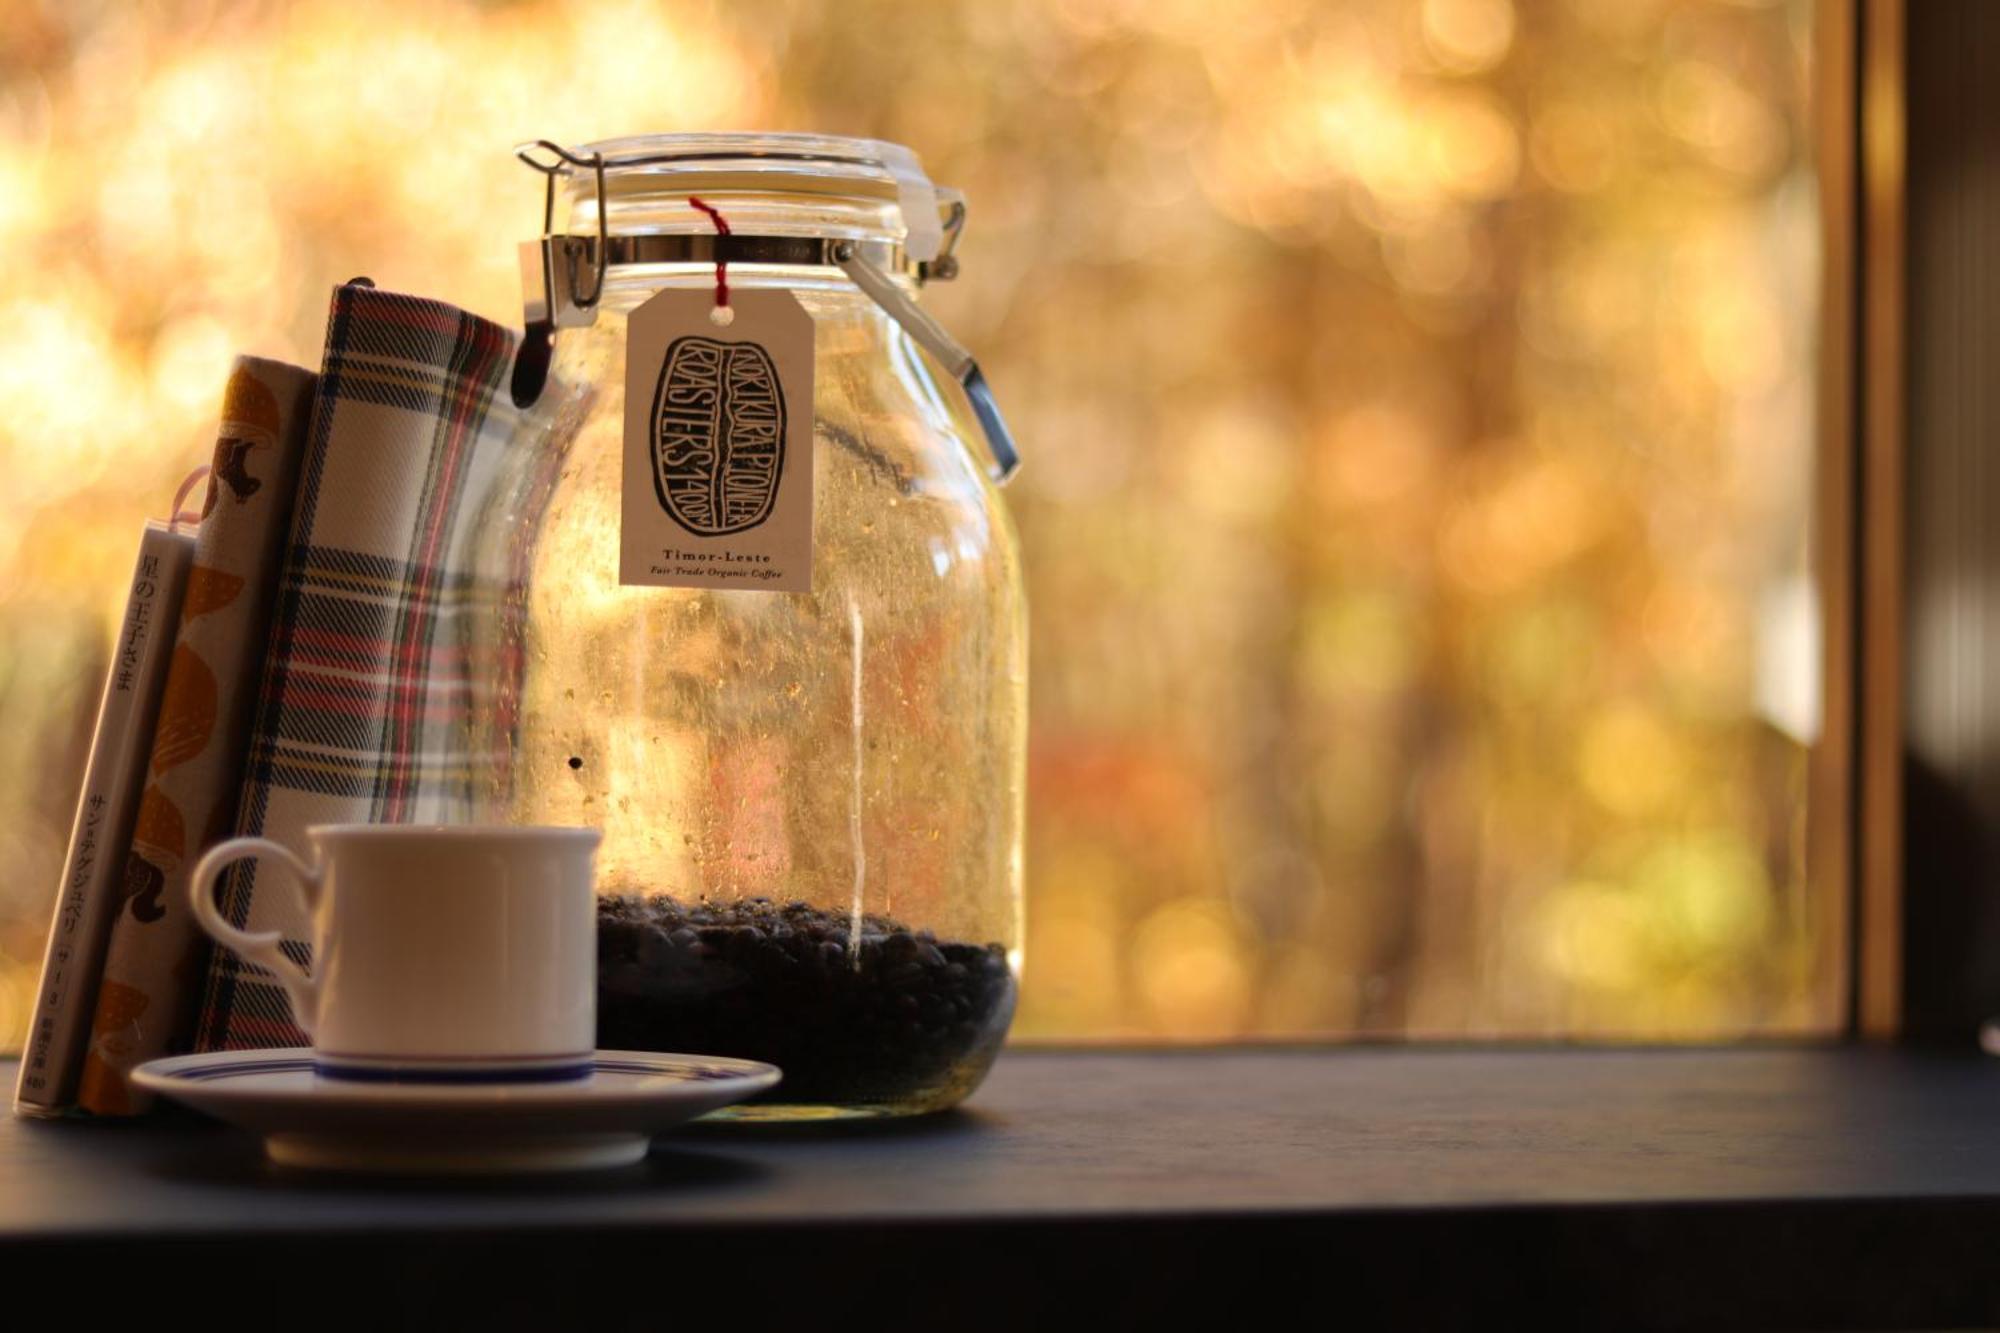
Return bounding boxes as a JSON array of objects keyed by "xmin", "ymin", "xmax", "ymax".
[
  {"xmin": 131, "ymin": 1049, "xmax": 784, "ymax": 1174},
  {"xmin": 148, "ymin": 1049, "xmax": 776, "ymax": 1089}
]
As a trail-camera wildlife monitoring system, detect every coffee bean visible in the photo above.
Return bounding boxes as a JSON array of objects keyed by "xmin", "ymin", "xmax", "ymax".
[
  {"xmin": 637, "ymin": 925, "xmax": 674, "ymax": 966},
  {"xmin": 595, "ymin": 892, "xmax": 1016, "ymax": 1109},
  {"xmin": 598, "ymin": 920, "xmax": 640, "ymax": 959}
]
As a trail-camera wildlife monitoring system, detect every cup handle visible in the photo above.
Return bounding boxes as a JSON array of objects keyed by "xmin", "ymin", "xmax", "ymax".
[{"xmin": 188, "ymin": 836, "xmax": 325, "ymax": 1037}]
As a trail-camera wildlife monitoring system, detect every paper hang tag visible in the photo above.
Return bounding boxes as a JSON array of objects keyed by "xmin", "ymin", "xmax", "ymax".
[{"xmin": 620, "ymin": 288, "xmax": 816, "ymax": 592}]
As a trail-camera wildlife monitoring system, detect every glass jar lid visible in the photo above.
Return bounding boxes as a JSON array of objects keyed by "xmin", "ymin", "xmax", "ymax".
[
  {"xmin": 566, "ymin": 132, "xmax": 960, "ymax": 261},
  {"xmin": 510, "ymin": 132, "xmax": 1014, "ymax": 483},
  {"xmin": 523, "ymin": 133, "xmax": 964, "ymax": 274}
]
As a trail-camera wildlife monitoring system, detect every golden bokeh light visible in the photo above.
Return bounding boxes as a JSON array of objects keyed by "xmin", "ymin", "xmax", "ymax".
[
  {"xmin": 0, "ymin": 0, "xmax": 1828, "ymax": 1048},
  {"xmin": 1422, "ymin": 0, "xmax": 1517, "ymax": 73}
]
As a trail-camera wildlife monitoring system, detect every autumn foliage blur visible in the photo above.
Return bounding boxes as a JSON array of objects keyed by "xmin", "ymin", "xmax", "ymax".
[{"xmin": 0, "ymin": 0, "xmax": 1828, "ymax": 1049}]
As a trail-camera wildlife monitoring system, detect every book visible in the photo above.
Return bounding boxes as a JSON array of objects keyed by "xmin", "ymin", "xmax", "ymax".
[
  {"xmin": 75, "ymin": 358, "xmax": 315, "ymax": 1115},
  {"xmin": 192, "ymin": 283, "xmax": 522, "ymax": 1053},
  {"xmin": 14, "ymin": 520, "xmax": 196, "ymax": 1117}
]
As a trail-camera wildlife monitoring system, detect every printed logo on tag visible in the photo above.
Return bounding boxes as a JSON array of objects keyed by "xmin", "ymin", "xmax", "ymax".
[{"xmin": 621, "ymin": 288, "xmax": 814, "ymax": 591}]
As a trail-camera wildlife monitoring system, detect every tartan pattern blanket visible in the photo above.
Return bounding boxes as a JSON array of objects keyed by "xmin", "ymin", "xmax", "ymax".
[{"xmin": 193, "ymin": 283, "xmax": 521, "ymax": 1051}]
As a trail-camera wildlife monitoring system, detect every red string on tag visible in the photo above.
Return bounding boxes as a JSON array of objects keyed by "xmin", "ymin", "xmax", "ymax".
[{"xmin": 688, "ymin": 196, "xmax": 732, "ymax": 322}]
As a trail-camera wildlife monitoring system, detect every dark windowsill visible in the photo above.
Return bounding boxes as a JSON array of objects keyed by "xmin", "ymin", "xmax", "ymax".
[{"xmin": 5, "ymin": 1047, "xmax": 2000, "ymax": 1327}]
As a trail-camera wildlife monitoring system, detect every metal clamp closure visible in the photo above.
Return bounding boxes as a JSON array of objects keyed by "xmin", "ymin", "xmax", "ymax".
[
  {"xmin": 832, "ymin": 241, "xmax": 1019, "ymax": 486},
  {"xmin": 512, "ymin": 141, "xmax": 606, "ymax": 406},
  {"xmin": 595, "ymin": 233, "xmax": 917, "ymax": 276}
]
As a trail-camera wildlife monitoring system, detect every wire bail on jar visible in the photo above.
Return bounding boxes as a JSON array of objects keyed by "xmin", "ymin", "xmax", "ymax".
[
  {"xmin": 508, "ymin": 137, "xmax": 1018, "ymax": 485},
  {"xmin": 511, "ymin": 140, "xmax": 607, "ymax": 409}
]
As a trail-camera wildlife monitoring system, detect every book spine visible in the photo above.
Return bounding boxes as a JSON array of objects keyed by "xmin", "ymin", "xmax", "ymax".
[
  {"xmin": 76, "ymin": 358, "xmax": 315, "ymax": 1115},
  {"xmin": 13, "ymin": 522, "xmax": 196, "ymax": 1116}
]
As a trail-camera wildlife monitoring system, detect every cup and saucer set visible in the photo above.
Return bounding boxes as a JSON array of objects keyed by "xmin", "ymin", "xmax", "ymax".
[{"xmin": 133, "ymin": 824, "xmax": 780, "ymax": 1174}]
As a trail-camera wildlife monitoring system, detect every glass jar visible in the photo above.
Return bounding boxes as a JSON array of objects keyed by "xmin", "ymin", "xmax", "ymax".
[{"xmin": 465, "ymin": 134, "xmax": 1026, "ymax": 1118}]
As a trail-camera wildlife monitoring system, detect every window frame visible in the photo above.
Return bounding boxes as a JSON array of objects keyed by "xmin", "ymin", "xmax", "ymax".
[
  {"xmin": 1815, "ymin": 0, "xmax": 1865, "ymax": 1038},
  {"xmin": 1847, "ymin": 0, "xmax": 2000, "ymax": 1045},
  {"xmin": 1851, "ymin": 0, "xmax": 1898, "ymax": 1037}
]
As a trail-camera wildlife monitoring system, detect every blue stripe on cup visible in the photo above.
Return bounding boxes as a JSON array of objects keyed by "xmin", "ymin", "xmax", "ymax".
[{"xmin": 311, "ymin": 1058, "xmax": 596, "ymax": 1085}]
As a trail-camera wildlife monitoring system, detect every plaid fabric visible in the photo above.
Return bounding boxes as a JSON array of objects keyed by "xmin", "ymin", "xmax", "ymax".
[{"xmin": 193, "ymin": 284, "xmax": 521, "ymax": 1051}]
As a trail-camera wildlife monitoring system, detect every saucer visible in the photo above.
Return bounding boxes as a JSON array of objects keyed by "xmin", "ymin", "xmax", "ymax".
[{"xmin": 132, "ymin": 1048, "xmax": 781, "ymax": 1174}]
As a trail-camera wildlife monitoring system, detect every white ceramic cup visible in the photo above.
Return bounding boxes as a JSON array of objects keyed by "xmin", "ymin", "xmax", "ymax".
[{"xmin": 189, "ymin": 824, "xmax": 601, "ymax": 1084}]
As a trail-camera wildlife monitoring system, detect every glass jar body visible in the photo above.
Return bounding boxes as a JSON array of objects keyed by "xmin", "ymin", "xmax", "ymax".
[{"xmin": 468, "ymin": 264, "xmax": 1025, "ymax": 1118}]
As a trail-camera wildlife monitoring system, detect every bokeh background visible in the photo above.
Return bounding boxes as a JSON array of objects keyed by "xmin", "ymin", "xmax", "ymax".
[{"xmin": 0, "ymin": 0, "xmax": 1829, "ymax": 1047}]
